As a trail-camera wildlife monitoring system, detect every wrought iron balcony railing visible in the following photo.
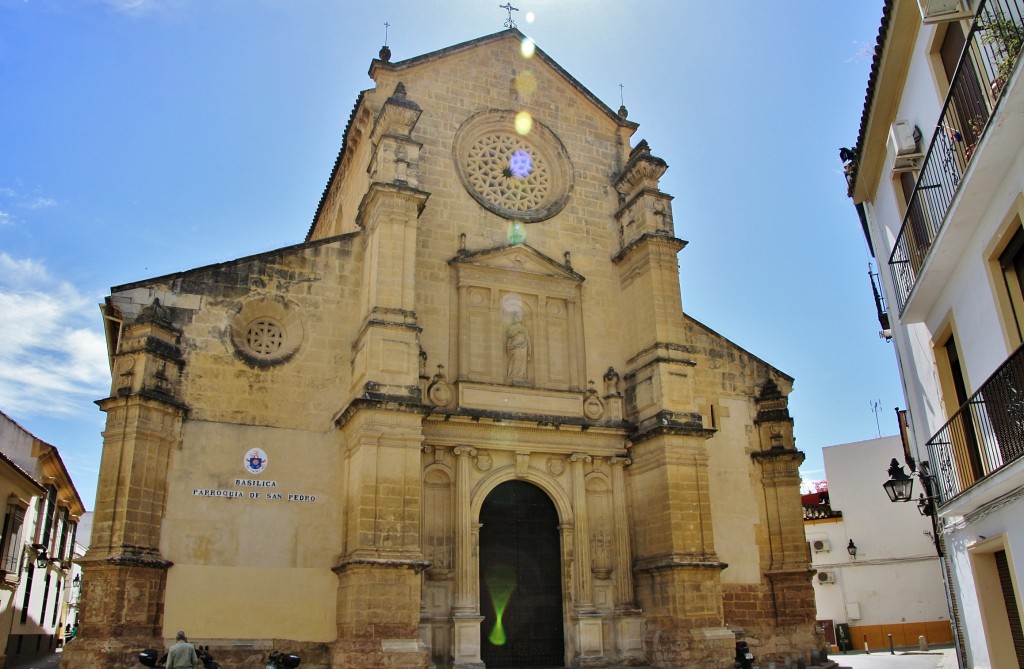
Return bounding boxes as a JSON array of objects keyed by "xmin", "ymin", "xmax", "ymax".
[
  {"xmin": 926, "ymin": 344, "xmax": 1024, "ymax": 503},
  {"xmin": 888, "ymin": 0, "xmax": 1024, "ymax": 314}
]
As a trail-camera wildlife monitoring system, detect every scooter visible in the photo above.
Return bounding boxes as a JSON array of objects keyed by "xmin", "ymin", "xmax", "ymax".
[{"xmin": 266, "ymin": 650, "xmax": 301, "ymax": 669}]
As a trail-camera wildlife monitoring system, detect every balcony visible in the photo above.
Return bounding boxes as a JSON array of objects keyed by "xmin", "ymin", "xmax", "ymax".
[
  {"xmin": 926, "ymin": 344, "xmax": 1024, "ymax": 504},
  {"xmin": 888, "ymin": 0, "xmax": 1024, "ymax": 316}
]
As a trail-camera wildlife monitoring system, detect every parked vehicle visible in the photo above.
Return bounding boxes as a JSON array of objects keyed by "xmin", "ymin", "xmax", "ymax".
[{"xmin": 266, "ymin": 650, "xmax": 301, "ymax": 669}]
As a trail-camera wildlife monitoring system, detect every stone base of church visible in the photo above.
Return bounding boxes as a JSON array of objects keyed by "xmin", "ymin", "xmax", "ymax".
[
  {"xmin": 60, "ymin": 637, "xmax": 163, "ymax": 669},
  {"xmin": 332, "ymin": 562, "xmax": 430, "ymax": 669},
  {"xmin": 642, "ymin": 622, "xmax": 737, "ymax": 669},
  {"xmin": 331, "ymin": 635, "xmax": 430, "ymax": 669}
]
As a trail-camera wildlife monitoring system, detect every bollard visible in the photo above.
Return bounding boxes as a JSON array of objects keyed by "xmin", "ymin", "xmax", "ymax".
[
  {"xmin": 864, "ymin": 634, "xmax": 870, "ymax": 654},
  {"xmin": 810, "ymin": 648, "xmax": 821, "ymax": 666},
  {"xmin": 919, "ymin": 635, "xmax": 928, "ymax": 652},
  {"xmin": 888, "ymin": 633, "xmax": 895, "ymax": 655},
  {"xmin": 797, "ymin": 654, "xmax": 806, "ymax": 669},
  {"xmin": 784, "ymin": 657, "xmax": 792, "ymax": 669}
]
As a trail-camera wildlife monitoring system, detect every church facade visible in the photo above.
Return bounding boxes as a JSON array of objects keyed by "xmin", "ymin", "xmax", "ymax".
[{"xmin": 63, "ymin": 30, "xmax": 816, "ymax": 669}]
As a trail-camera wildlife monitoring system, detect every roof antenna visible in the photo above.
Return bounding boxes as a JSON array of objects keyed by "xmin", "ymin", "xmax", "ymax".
[
  {"xmin": 617, "ymin": 83, "xmax": 628, "ymax": 119},
  {"xmin": 500, "ymin": 3, "xmax": 519, "ymax": 30},
  {"xmin": 870, "ymin": 399, "xmax": 882, "ymax": 438},
  {"xmin": 379, "ymin": 22, "xmax": 392, "ymax": 62}
]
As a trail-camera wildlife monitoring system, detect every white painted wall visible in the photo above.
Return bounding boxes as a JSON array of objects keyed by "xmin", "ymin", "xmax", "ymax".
[{"xmin": 806, "ymin": 436, "xmax": 949, "ymax": 630}]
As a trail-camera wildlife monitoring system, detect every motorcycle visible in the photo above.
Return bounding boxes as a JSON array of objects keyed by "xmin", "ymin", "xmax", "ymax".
[{"xmin": 266, "ymin": 650, "xmax": 301, "ymax": 669}]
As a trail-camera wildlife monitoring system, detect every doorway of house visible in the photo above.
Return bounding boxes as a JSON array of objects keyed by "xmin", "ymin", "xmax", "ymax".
[{"xmin": 479, "ymin": 480, "xmax": 565, "ymax": 668}]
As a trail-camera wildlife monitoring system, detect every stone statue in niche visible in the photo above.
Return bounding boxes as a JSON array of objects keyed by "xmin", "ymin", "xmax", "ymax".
[
  {"xmin": 505, "ymin": 307, "xmax": 532, "ymax": 383},
  {"xmin": 603, "ymin": 367, "xmax": 621, "ymax": 397}
]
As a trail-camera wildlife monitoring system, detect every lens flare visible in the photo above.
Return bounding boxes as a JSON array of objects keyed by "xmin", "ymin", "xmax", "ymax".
[
  {"xmin": 514, "ymin": 111, "xmax": 533, "ymax": 136},
  {"xmin": 514, "ymin": 71, "xmax": 537, "ymax": 97},
  {"xmin": 485, "ymin": 563, "xmax": 517, "ymax": 646},
  {"xmin": 508, "ymin": 149, "xmax": 533, "ymax": 178},
  {"xmin": 520, "ymin": 38, "xmax": 535, "ymax": 59},
  {"xmin": 526, "ymin": 11, "xmax": 535, "ymax": 23},
  {"xmin": 508, "ymin": 221, "xmax": 526, "ymax": 244}
]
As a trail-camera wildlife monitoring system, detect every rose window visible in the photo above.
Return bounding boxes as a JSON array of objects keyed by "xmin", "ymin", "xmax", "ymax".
[
  {"xmin": 454, "ymin": 111, "xmax": 573, "ymax": 222},
  {"xmin": 465, "ymin": 136, "xmax": 550, "ymax": 213}
]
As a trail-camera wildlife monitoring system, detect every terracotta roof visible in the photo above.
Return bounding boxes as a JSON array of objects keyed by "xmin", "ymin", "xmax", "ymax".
[{"xmin": 847, "ymin": 0, "xmax": 895, "ymax": 195}]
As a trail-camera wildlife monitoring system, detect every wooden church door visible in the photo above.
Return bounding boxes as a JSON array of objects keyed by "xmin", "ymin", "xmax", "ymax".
[{"xmin": 479, "ymin": 481, "xmax": 565, "ymax": 668}]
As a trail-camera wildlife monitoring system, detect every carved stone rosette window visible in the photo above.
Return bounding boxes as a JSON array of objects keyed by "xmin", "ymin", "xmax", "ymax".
[
  {"xmin": 230, "ymin": 297, "xmax": 304, "ymax": 367},
  {"xmin": 453, "ymin": 110, "xmax": 573, "ymax": 222}
]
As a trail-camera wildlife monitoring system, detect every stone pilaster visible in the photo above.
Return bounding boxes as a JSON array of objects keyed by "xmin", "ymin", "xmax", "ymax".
[
  {"xmin": 746, "ymin": 379, "xmax": 817, "ymax": 655},
  {"xmin": 333, "ymin": 409, "xmax": 430, "ymax": 669},
  {"xmin": 627, "ymin": 427, "xmax": 733, "ymax": 669},
  {"xmin": 351, "ymin": 82, "xmax": 430, "ymax": 405},
  {"xmin": 62, "ymin": 299, "xmax": 183, "ymax": 669}
]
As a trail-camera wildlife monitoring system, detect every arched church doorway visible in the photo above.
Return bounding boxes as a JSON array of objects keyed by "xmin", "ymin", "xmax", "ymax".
[{"xmin": 479, "ymin": 480, "xmax": 565, "ymax": 668}]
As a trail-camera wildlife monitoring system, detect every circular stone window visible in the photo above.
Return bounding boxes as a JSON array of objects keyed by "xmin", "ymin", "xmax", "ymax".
[
  {"xmin": 245, "ymin": 318, "xmax": 285, "ymax": 357},
  {"xmin": 230, "ymin": 298, "xmax": 304, "ymax": 367},
  {"xmin": 453, "ymin": 111, "xmax": 573, "ymax": 222}
]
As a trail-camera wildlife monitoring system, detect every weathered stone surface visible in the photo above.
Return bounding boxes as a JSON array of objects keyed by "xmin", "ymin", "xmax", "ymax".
[{"xmin": 80, "ymin": 28, "xmax": 815, "ymax": 669}]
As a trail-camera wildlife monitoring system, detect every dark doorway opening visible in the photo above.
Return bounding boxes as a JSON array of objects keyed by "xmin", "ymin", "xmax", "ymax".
[{"xmin": 479, "ymin": 480, "xmax": 564, "ymax": 669}]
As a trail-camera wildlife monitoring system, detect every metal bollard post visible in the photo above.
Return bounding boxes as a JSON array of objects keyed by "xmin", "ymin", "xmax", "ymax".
[
  {"xmin": 919, "ymin": 635, "xmax": 928, "ymax": 652},
  {"xmin": 888, "ymin": 633, "xmax": 895, "ymax": 655},
  {"xmin": 864, "ymin": 634, "xmax": 870, "ymax": 654}
]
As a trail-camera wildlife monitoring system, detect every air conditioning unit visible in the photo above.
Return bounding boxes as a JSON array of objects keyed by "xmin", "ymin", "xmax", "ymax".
[
  {"xmin": 917, "ymin": 0, "xmax": 974, "ymax": 23},
  {"xmin": 889, "ymin": 120, "xmax": 924, "ymax": 172},
  {"xmin": 816, "ymin": 571, "xmax": 836, "ymax": 584},
  {"xmin": 812, "ymin": 539, "xmax": 831, "ymax": 553}
]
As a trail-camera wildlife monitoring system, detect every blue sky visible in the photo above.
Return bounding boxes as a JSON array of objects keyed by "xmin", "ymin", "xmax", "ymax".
[{"xmin": 0, "ymin": 0, "xmax": 903, "ymax": 509}]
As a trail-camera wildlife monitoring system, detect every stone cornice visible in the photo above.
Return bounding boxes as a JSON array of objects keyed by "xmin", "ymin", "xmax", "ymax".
[
  {"xmin": 611, "ymin": 232, "xmax": 687, "ymax": 265},
  {"xmin": 633, "ymin": 553, "xmax": 727, "ymax": 574},
  {"xmin": 333, "ymin": 557, "xmax": 431, "ymax": 575}
]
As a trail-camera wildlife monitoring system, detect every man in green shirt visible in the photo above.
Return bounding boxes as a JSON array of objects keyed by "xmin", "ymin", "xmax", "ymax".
[{"xmin": 165, "ymin": 631, "xmax": 198, "ymax": 669}]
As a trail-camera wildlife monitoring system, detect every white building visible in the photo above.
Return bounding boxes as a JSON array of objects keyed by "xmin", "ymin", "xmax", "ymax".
[
  {"xmin": 0, "ymin": 411, "xmax": 86, "ymax": 666},
  {"xmin": 845, "ymin": 1, "xmax": 1024, "ymax": 667},
  {"xmin": 805, "ymin": 436, "xmax": 950, "ymax": 651}
]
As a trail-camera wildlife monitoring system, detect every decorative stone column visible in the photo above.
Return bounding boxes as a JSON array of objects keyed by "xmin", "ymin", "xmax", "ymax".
[
  {"xmin": 450, "ymin": 446, "xmax": 484, "ymax": 669},
  {"xmin": 569, "ymin": 453, "xmax": 594, "ymax": 611}
]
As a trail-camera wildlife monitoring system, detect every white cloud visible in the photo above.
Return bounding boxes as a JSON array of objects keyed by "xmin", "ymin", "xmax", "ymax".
[
  {"xmin": 0, "ymin": 253, "xmax": 109, "ymax": 417},
  {"xmin": 0, "ymin": 185, "xmax": 57, "ymax": 213},
  {"xmin": 27, "ymin": 197, "xmax": 56, "ymax": 210},
  {"xmin": 101, "ymin": 0, "xmax": 184, "ymax": 16}
]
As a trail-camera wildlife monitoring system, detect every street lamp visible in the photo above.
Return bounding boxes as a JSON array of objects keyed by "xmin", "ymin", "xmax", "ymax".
[
  {"xmin": 882, "ymin": 458, "xmax": 942, "ymax": 557},
  {"xmin": 846, "ymin": 540, "xmax": 857, "ymax": 558},
  {"xmin": 31, "ymin": 544, "xmax": 48, "ymax": 569},
  {"xmin": 882, "ymin": 458, "xmax": 915, "ymax": 502}
]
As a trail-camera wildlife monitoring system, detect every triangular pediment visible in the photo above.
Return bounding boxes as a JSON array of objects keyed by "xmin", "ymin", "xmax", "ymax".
[
  {"xmin": 449, "ymin": 243, "xmax": 584, "ymax": 282},
  {"xmin": 369, "ymin": 29, "xmax": 638, "ymax": 131}
]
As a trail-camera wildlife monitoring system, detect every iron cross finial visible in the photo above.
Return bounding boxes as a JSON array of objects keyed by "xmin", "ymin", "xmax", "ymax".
[
  {"xmin": 499, "ymin": 2, "xmax": 519, "ymax": 29},
  {"xmin": 619, "ymin": 83, "xmax": 624, "ymax": 106},
  {"xmin": 384, "ymin": 22, "xmax": 390, "ymax": 47}
]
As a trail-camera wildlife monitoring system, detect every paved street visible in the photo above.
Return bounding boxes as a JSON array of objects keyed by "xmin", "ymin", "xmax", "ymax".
[
  {"xmin": 7, "ymin": 648, "xmax": 61, "ymax": 669},
  {"xmin": 833, "ymin": 647, "xmax": 957, "ymax": 669},
  {"xmin": 0, "ymin": 645, "xmax": 960, "ymax": 669}
]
